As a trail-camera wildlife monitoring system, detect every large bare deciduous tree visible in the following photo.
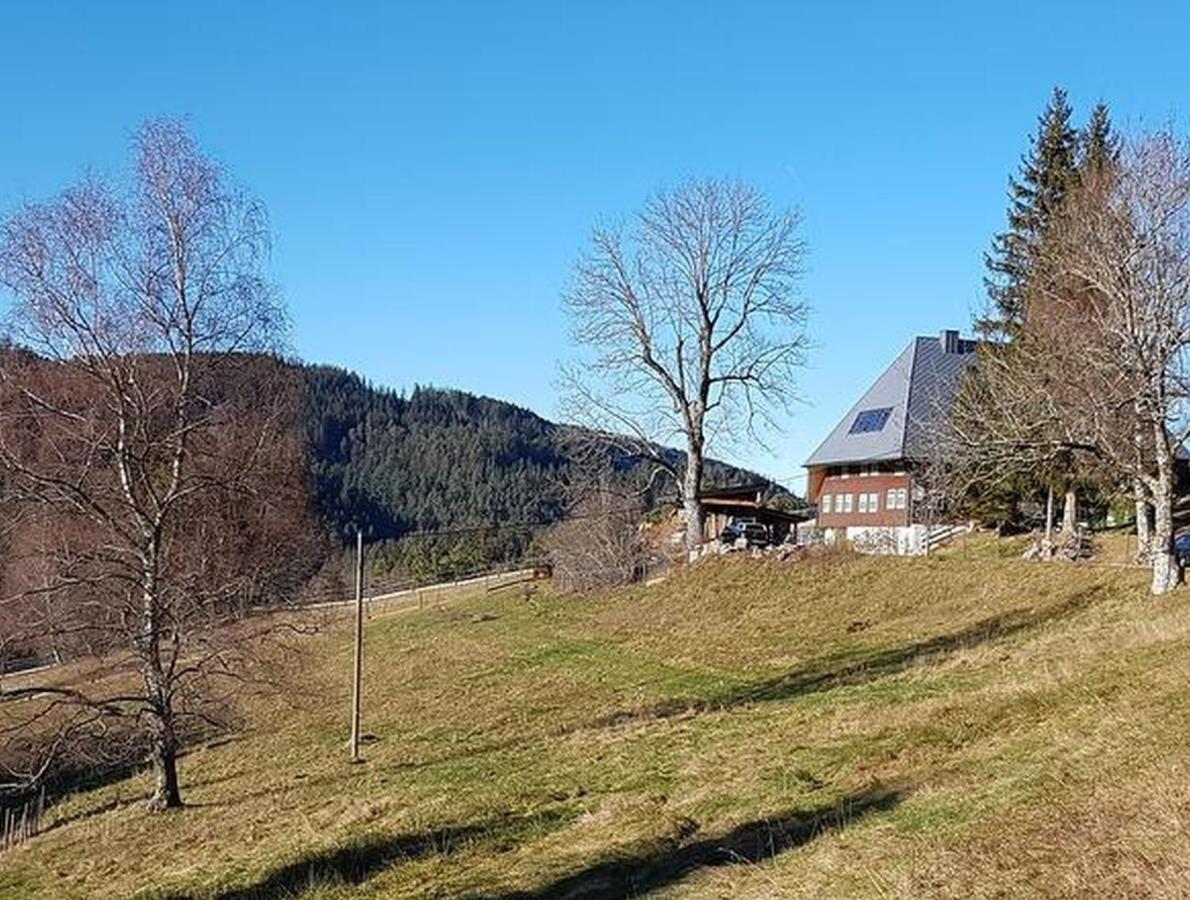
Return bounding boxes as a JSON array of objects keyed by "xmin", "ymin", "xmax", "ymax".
[
  {"xmin": 561, "ymin": 179, "xmax": 808, "ymax": 550},
  {"xmin": 0, "ymin": 120, "xmax": 314, "ymax": 808}
]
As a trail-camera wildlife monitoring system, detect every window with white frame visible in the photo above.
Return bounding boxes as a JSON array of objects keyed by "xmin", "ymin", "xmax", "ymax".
[
  {"xmin": 821, "ymin": 494, "xmax": 832, "ymax": 514},
  {"xmin": 885, "ymin": 488, "xmax": 907, "ymax": 510},
  {"xmin": 868, "ymin": 492, "xmax": 879, "ymax": 512},
  {"xmin": 858, "ymin": 493, "xmax": 869, "ymax": 513},
  {"xmin": 842, "ymin": 493, "xmax": 854, "ymax": 513}
]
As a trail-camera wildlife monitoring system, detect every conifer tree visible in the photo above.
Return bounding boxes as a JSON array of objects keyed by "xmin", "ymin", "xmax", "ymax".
[
  {"xmin": 980, "ymin": 87, "xmax": 1079, "ymax": 340},
  {"xmin": 1079, "ymin": 102, "xmax": 1119, "ymax": 177}
]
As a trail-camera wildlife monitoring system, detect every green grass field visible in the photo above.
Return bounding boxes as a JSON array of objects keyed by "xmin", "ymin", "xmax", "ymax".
[{"xmin": 4, "ymin": 538, "xmax": 1190, "ymax": 898}]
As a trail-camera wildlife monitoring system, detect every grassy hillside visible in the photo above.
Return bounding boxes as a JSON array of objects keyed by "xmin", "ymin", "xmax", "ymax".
[{"xmin": 5, "ymin": 539, "xmax": 1190, "ymax": 898}]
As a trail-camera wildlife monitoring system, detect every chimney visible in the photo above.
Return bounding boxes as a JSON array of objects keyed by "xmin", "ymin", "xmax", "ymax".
[{"xmin": 940, "ymin": 329, "xmax": 960, "ymax": 353}]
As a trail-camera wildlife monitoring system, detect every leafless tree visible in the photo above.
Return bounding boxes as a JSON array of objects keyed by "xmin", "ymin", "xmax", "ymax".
[
  {"xmin": 1039, "ymin": 130, "xmax": 1190, "ymax": 593},
  {"xmin": 541, "ymin": 488, "xmax": 646, "ymax": 593},
  {"xmin": 944, "ymin": 129, "xmax": 1190, "ymax": 594},
  {"xmin": 0, "ymin": 120, "xmax": 317, "ymax": 808},
  {"xmin": 561, "ymin": 179, "xmax": 808, "ymax": 551}
]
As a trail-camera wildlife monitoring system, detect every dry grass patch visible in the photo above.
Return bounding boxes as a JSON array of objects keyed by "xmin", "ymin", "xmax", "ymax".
[{"xmin": 6, "ymin": 545, "xmax": 1190, "ymax": 898}]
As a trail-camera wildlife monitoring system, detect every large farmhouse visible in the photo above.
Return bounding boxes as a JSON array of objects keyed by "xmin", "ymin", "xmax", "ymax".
[{"xmin": 804, "ymin": 329, "xmax": 978, "ymax": 554}]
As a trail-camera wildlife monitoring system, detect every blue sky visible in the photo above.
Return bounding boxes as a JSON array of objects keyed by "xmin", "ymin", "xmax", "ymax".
[{"xmin": 2, "ymin": 2, "xmax": 1188, "ymax": 493}]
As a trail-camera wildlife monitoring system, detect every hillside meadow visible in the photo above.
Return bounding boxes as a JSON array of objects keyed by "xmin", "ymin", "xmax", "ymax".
[{"xmin": 3, "ymin": 537, "xmax": 1190, "ymax": 898}]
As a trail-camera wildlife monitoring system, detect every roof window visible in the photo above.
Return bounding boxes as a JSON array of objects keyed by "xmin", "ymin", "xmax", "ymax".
[{"xmin": 849, "ymin": 407, "xmax": 892, "ymax": 434}]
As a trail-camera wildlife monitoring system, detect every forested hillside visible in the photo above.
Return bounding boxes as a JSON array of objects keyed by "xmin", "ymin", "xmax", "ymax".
[{"xmin": 302, "ymin": 365, "xmax": 784, "ymax": 576}]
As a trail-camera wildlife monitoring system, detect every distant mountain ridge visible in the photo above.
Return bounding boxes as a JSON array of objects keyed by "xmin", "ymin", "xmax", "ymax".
[
  {"xmin": 302, "ymin": 364, "xmax": 787, "ymax": 557},
  {"xmin": 0, "ymin": 345, "xmax": 788, "ymax": 582}
]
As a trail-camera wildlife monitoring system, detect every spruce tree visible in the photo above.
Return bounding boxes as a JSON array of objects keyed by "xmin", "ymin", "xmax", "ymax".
[
  {"xmin": 980, "ymin": 86, "xmax": 1079, "ymax": 340},
  {"xmin": 1079, "ymin": 101, "xmax": 1119, "ymax": 177}
]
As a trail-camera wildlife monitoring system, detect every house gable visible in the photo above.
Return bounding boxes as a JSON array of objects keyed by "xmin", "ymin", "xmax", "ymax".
[{"xmin": 804, "ymin": 341, "xmax": 916, "ymax": 467}]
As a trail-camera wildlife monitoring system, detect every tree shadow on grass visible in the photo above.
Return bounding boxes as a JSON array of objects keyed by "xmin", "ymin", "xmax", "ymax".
[
  {"xmin": 163, "ymin": 808, "xmax": 574, "ymax": 900},
  {"xmin": 594, "ymin": 586, "xmax": 1107, "ymax": 728},
  {"xmin": 473, "ymin": 786, "xmax": 904, "ymax": 899}
]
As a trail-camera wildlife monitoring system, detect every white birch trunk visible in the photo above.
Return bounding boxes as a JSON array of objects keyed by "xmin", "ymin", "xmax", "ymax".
[
  {"xmin": 1150, "ymin": 451, "xmax": 1180, "ymax": 595},
  {"xmin": 1134, "ymin": 478, "xmax": 1153, "ymax": 564}
]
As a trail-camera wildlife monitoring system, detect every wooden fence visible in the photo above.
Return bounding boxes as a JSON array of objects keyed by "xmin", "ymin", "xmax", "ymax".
[{"xmin": 1, "ymin": 787, "xmax": 46, "ymax": 850}]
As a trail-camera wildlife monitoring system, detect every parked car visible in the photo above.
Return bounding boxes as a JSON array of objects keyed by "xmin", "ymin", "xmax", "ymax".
[
  {"xmin": 719, "ymin": 521, "xmax": 770, "ymax": 548},
  {"xmin": 1175, "ymin": 532, "xmax": 1190, "ymax": 567}
]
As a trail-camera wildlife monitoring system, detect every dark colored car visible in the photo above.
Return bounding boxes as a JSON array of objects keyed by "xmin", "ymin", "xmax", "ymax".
[
  {"xmin": 719, "ymin": 521, "xmax": 770, "ymax": 548},
  {"xmin": 1175, "ymin": 533, "xmax": 1190, "ymax": 566}
]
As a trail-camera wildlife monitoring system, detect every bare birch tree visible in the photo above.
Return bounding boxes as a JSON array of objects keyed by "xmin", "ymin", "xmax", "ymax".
[
  {"xmin": 0, "ymin": 119, "xmax": 309, "ymax": 808},
  {"xmin": 1038, "ymin": 129, "xmax": 1190, "ymax": 594},
  {"xmin": 561, "ymin": 179, "xmax": 808, "ymax": 550},
  {"xmin": 946, "ymin": 130, "xmax": 1190, "ymax": 594}
]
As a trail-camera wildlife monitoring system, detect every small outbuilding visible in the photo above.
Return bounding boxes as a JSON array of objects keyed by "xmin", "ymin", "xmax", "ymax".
[{"xmin": 697, "ymin": 484, "xmax": 810, "ymax": 545}]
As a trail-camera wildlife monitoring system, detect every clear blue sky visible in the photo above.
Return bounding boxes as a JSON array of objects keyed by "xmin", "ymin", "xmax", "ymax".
[{"xmin": 2, "ymin": 2, "xmax": 1188, "ymax": 493}]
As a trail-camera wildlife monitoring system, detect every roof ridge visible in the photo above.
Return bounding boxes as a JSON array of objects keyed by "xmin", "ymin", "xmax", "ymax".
[{"xmin": 899, "ymin": 336, "xmax": 926, "ymax": 458}]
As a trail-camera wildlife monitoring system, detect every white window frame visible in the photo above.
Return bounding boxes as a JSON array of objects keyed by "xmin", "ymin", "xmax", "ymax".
[
  {"xmin": 842, "ymin": 493, "xmax": 854, "ymax": 514},
  {"xmin": 858, "ymin": 493, "xmax": 869, "ymax": 513},
  {"xmin": 821, "ymin": 494, "xmax": 832, "ymax": 514},
  {"xmin": 868, "ymin": 492, "xmax": 879, "ymax": 513}
]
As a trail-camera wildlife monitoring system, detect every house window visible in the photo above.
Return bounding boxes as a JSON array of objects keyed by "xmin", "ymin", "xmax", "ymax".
[
  {"xmin": 868, "ymin": 492, "xmax": 879, "ymax": 513},
  {"xmin": 821, "ymin": 494, "xmax": 832, "ymax": 514},
  {"xmin": 886, "ymin": 488, "xmax": 907, "ymax": 510},
  {"xmin": 858, "ymin": 493, "xmax": 868, "ymax": 513},
  {"xmin": 842, "ymin": 494, "xmax": 854, "ymax": 514}
]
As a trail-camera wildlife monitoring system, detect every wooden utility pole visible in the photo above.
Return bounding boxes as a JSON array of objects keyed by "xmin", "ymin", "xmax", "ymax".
[{"xmin": 350, "ymin": 528, "xmax": 364, "ymax": 763}]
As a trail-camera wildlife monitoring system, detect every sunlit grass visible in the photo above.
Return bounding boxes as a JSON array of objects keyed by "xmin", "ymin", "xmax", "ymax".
[{"xmin": 6, "ymin": 536, "xmax": 1190, "ymax": 898}]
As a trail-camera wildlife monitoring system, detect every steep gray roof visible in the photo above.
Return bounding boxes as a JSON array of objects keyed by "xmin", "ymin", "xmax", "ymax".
[{"xmin": 804, "ymin": 331, "xmax": 978, "ymax": 467}]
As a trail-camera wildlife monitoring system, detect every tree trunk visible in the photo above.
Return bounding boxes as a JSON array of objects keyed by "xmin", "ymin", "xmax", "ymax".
[
  {"xmin": 146, "ymin": 707, "xmax": 182, "ymax": 810},
  {"xmin": 683, "ymin": 449, "xmax": 704, "ymax": 554},
  {"xmin": 1150, "ymin": 454, "xmax": 1180, "ymax": 596},
  {"xmin": 1044, "ymin": 486, "xmax": 1054, "ymax": 547},
  {"xmin": 1061, "ymin": 488, "xmax": 1077, "ymax": 534},
  {"xmin": 140, "ymin": 558, "xmax": 182, "ymax": 811},
  {"xmin": 1134, "ymin": 478, "xmax": 1153, "ymax": 564}
]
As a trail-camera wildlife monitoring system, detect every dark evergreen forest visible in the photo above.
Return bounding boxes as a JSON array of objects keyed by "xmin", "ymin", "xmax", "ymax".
[{"xmin": 302, "ymin": 364, "xmax": 785, "ymax": 579}]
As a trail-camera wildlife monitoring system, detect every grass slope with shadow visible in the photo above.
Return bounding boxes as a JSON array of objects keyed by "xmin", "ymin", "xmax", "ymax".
[{"xmin": 6, "ymin": 536, "xmax": 1190, "ymax": 899}]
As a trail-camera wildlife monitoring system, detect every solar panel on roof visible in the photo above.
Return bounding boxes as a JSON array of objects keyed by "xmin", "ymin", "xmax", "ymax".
[{"xmin": 849, "ymin": 407, "xmax": 892, "ymax": 434}]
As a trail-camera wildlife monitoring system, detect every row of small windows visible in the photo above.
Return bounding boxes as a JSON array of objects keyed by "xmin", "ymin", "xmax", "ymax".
[
  {"xmin": 821, "ymin": 488, "xmax": 908, "ymax": 515},
  {"xmin": 832, "ymin": 463, "xmax": 907, "ymax": 478}
]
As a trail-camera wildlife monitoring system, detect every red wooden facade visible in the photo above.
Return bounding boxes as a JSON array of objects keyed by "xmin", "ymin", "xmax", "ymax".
[{"xmin": 809, "ymin": 464, "xmax": 913, "ymax": 529}]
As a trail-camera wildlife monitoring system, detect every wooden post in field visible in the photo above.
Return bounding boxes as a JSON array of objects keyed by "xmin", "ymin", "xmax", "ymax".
[{"xmin": 350, "ymin": 528, "xmax": 364, "ymax": 764}]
